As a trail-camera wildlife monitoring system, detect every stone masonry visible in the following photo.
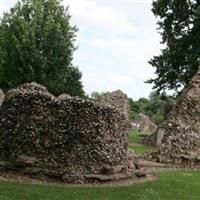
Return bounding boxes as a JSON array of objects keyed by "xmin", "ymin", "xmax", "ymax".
[
  {"xmin": 99, "ymin": 90, "xmax": 131, "ymax": 121},
  {"xmin": 150, "ymin": 69, "xmax": 200, "ymax": 167},
  {"xmin": 0, "ymin": 83, "xmax": 132, "ymax": 183}
]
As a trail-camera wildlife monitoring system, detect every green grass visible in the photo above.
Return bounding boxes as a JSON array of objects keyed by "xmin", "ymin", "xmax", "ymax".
[
  {"xmin": 0, "ymin": 131, "xmax": 198, "ymax": 199},
  {"xmin": 128, "ymin": 131, "xmax": 157, "ymax": 155},
  {"xmin": 129, "ymin": 145, "xmax": 157, "ymax": 155},
  {"xmin": 0, "ymin": 171, "xmax": 199, "ymax": 200},
  {"xmin": 128, "ymin": 131, "xmax": 145, "ymax": 144}
]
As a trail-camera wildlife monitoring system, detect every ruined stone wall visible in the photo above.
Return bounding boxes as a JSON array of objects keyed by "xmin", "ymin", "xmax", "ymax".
[
  {"xmin": 0, "ymin": 83, "xmax": 130, "ymax": 182},
  {"xmin": 134, "ymin": 113, "xmax": 157, "ymax": 134},
  {"xmin": 151, "ymin": 70, "xmax": 200, "ymax": 167},
  {"xmin": 99, "ymin": 90, "xmax": 131, "ymax": 121},
  {"xmin": 142, "ymin": 123, "xmax": 166, "ymax": 147}
]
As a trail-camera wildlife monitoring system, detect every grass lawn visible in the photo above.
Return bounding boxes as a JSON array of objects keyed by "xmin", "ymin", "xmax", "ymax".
[
  {"xmin": 128, "ymin": 131, "xmax": 157, "ymax": 155},
  {"xmin": 129, "ymin": 145, "xmax": 157, "ymax": 155},
  {"xmin": 128, "ymin": 131, "xmax": 145, "ymax": 144},
  {"xmin": 0, "ymin": 171, "xmax": 200, "ymax": 200}
]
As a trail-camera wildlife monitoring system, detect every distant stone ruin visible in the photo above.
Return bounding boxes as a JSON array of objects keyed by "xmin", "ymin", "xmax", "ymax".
[
  {"xmin": 142, "ymin": 123, "xmax": 166, "ymax": 147},
  {"xmin": 99, "ymin": 90, "xmax": 131, "ymax": 121},
  {"xmin": 0, "ymin": 83, "xmax": 139, "ymax": 183},
  {"xmin": 150, "ymin": 70, "xmax": 200, "ymax": 167},
  {"xmin": 142, "ymin": 98, "xmax": 174, "ymax": 147},
  {"xmin": 133, "ymin": 113, "xmax": 157, "ymax": 134}
]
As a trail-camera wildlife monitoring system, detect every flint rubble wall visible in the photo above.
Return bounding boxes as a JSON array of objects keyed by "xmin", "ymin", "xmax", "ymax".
[{"xmin": 0, "ymin": 83, "xmax": 130, "ymax": 182}]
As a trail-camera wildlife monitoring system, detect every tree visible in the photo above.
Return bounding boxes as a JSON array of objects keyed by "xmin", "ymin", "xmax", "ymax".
[
  {"xmin": 145, "ymin": 92, "xmax": 168, "ymax": 125},
  {"xmin": 90, "ymin": 91, "xmax": 106, "ymax": 101},
  {"xmin": 129, "ymin": 92, "xmax": 175, "ymax": 125},
  {"xmin": 128, "ymin": 98, "xmax": 146, "ymax": 120},
  {"xmin": 0, "ymin": 0, "xmax": 84, "ymax": 96},
  {"xmin": 148, "ymin": 0, "xmax": 200, "ymax": 92}
]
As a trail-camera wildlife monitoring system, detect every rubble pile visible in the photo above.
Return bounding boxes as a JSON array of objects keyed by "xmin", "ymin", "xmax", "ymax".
[
  {"xmin": 0, "ymin": 83, "xmax": 132, "ymax": 183},
  {"xmin": 99, "ymin": 90, "xmax": 131, "ymax": 121},
  {"xmin": 151, "ymin": 70, "xmax": 200, "ymax": 167}
]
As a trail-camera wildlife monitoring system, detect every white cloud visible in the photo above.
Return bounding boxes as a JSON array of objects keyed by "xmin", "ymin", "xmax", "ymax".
[
  {"xmin": 0, "ymin": 1, "xmax": 16, "ymax": 16},
  {"xmin": 90, "ymin": 38, "xmax": 107, "ymax": 48},
  {"xmin": 106, "ymin": 74, "xmax": 133, "ymax": 84},
  {"xmin": 63, "ymin": 0, "xmax": 136, "ymax": 36},
  {"xmin": 66, "ymin": 0, "xmax": 163, "ymax": 99},
  {"xmin": 0, "ymin": 0, "xmax": 162, "ymax": 100}
]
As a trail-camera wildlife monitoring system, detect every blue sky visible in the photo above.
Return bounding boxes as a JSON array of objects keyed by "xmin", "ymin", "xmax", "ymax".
[{"xmin": 0, "ymin": 0, "xmax": 163, "ymax": 100}]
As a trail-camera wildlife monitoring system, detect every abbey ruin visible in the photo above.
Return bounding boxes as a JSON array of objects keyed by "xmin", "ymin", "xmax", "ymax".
[
  {"xmin": 0, "ymin": 83, "xmax": 139, "ymax": 183},
  {"xmin": 0, "ymin": 69, "xmax": 200, "ymax": 185},
  {"xmin": 149, "ymin": 69, "xmax": 200, "ymax": 167}
]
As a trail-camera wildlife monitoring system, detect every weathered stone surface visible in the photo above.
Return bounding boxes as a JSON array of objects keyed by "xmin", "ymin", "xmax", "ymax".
[
  {"xmin": 0, "ymin": 161, "xmax": 9, "ymax": 167},
  {"xmin": 0, "ymin": 82, "xmax": 131, "ymax": 182},
  {"xmin": 137, "ymin": 160, "xmax": 166, "ymax": 168},
  {"xmin": 151, "ymin": 69, "xmax": 200, "ymax": 166},
  {"xmin": 101, "ymin": 165, "xmax": 127, "ymax": 175},
  {"xmin": 0, "ymin": 89, "xmax": 5, "ymax": 106},
  {"xmin": 133, "ymin": 113, "xmax": 157, "ymax": 134},
  {"xmin": 16, "ymin": 155, "xmax": 38, "ymax": 167},
  {"xmin": 58, "ymin": 93, "xmax": 72, "ymax": 100},
  {"xmin": 85, "ymin": 172, "xmax": 134, "ymax": 181},
  {"xmin": 134, "ymin": 170, "xmax": 146, "ymax": 178},
  {"xmin": 142, "ymin": 123, "xmax": 166, "ymax": 147},
  {"xmin": 99, "ymin": 90, "xmax": 131, "ymax": 121}
]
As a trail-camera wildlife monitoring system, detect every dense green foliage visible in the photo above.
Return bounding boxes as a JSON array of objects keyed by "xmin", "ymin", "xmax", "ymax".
[
  {"xmin": 0, "ymin": 0, "xmax": 84, "ymax": 96},
  {"xmin": 0, "ymin": 171, "xmax": 200, "ymax": 200},
  {"xmin": 90, "ymin": 91, "xmax": 106, "ymax": 101},
  {"xmin": 148, "ymin": 0, "xmax": 200, "ymax": 92},
  {"xmin": 129, "ymin": 92, "xmax": 175, "ymax": 125}
]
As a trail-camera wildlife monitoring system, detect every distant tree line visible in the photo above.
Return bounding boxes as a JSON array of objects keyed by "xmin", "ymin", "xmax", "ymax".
[
  {"xmin": 129, "ymin": 92, "xmax": 175, "ymax": 125},
  {"xmin": 90, "ymin": 91, "xmax": 175, "ymax": 125},
  {"xmin": 90, "ymin": 91, "xmax": 107, "ymax": 102}
]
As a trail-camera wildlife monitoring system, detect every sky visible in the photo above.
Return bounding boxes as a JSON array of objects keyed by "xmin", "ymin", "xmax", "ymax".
[{"xmin": 0, "ymin": 0, "xmax": 163, "ymax": 100}]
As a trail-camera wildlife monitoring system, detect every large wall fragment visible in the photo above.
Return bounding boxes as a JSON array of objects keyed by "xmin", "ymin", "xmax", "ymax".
[{"xmin": 0, "ymin": 83, "xmax": 131, "ymax": 182}]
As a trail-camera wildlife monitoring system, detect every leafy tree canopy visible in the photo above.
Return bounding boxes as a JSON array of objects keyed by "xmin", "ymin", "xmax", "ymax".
[
  {"xmin": 0, "ymin": 0, "xmax": 84, "ymax": 96},
  {"xmin": 129, "ymin": 91, "xmax": 175, "ymax": 125},
  {"xmin": 90, "ymin": 91, "xmax": 107, "ymax": 102},
  {"xmin": 148, "ymin": 0, "xmax": 200, "ymax": 92}
]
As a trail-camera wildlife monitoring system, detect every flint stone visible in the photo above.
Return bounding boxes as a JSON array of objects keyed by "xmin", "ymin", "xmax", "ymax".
[
  {"xmin": 101, "ymin": 165, "xmax": 126, "ymax": 175},
  {"xmin": 99, "ymin": 90, "xmax": 131, "ymax": 121},
  {"xmin": 0, "ymin": 89, "xmax": 4, "ymax": 106},
  {"xmin": 16, "ymin": 155, "xmax": 38, "ymax": 167},
  {"xmin": 151, "ymin": 69, "xmax": 200, "ymax": 166},
  {"xmin": 85, "ymin": 172, "xmax": 134, "ymax": 181},
  {"xmin": 0, "ymin": 82, "xmax": 131, "ymax": 182},
  {"xmin": 134, "ymin": 170, "xmax": 146, "ymax": 178},
  {"xmin": 58, "ymin": 93, "xmax": 72, "ymax": 100}
]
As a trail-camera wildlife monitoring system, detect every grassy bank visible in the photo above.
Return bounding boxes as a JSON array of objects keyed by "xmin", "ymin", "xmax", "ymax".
[
  {"xmin": 0, "ymin": 171, "xmax": 199, "ymax": 200},
  {"xmin": 0, "ymin": 131, "xmax": 199, "ymax": 200}
]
